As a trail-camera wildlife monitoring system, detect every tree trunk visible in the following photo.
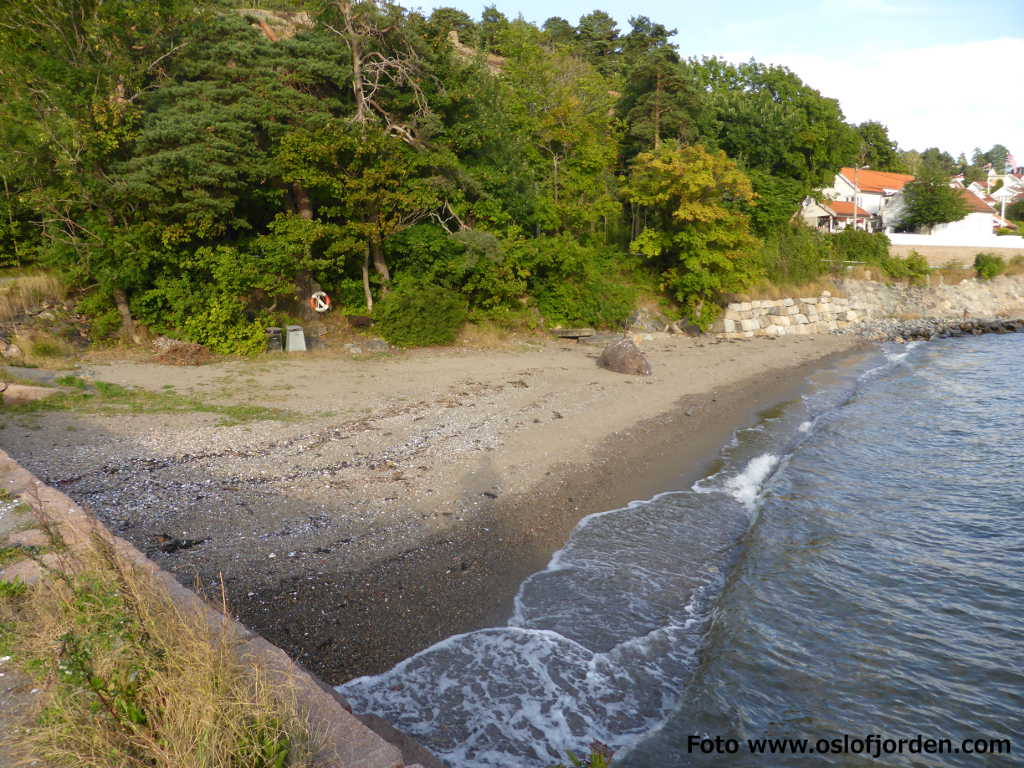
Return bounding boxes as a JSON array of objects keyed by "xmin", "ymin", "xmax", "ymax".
[
  {"xmin": 336, "ymin": 0, "xmax": 369, "ymax": 124},
  {"xmin": 112, "ymin": 288, "xmax": 137, "ymax": 345},
  {"xmin": 369, "ymin": 234, "xmax": 391, "ymax": 295},
  {"xmin": 292, "ymin": 183, "xmax": 313, "ymax": 220},
  {"xmin": 653, "ymin": 70, "xmax": 662, "ymax": 149},
  {"xmin": 362, "ymin": 245, "xmax": 373, "ymax": 312}
]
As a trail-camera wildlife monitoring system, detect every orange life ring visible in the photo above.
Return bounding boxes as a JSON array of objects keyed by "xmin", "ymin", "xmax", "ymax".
[{"xmin": 310, "ymin": 291, "xmax": 331, "ymax": 313}]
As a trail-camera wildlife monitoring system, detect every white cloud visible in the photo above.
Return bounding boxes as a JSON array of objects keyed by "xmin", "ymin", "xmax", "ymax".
[{"xmin": 720, "ymin": 38, "xmax": 1024, "ymax": 161}]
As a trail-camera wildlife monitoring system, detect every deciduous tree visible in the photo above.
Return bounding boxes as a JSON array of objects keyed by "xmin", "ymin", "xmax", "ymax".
[{"xmin": 623, "ymin": 142, "xmax": 761, "ymax": 327}]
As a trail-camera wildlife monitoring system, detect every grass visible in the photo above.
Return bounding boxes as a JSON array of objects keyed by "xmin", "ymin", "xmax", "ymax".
[
  {"xmin": 2, "ymin": 379, "xmax": 297, "ymax": 426},
  {"xmin": 9, "ymin": 330, "xmax": 78, "ymax": 369},
  {"xmin": 734, "ymin": 277, "xmax": 844, "ymax": 302},
  {"xmin": 0, "ymin": 271, "xmax": 66, "ymax": 323},
  {"xmin": 0, "ymin": 539, "xmax": 318, "ymax": 767}
]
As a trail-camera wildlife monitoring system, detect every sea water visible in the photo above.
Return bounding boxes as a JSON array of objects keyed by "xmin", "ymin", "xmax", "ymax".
[{"xmin": 339, "ymin": 334, "xmax": 1024, "ymax": 767}]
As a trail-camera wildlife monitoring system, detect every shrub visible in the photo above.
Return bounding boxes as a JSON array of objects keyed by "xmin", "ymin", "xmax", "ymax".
[
  {"xmin": 974, "ymin": 253, "xmax": 1006, "ymax": 280},
  {"xmin": 181, "ymin": 296, "xmax": 267, "ymax": 355},
  {"xmin": 375, "ymin": 281, "xmax": 467, "ymax": 347},
  {"xmin": 755, "ymin": 223, "xmax": 835, "ymax": 286},
  {"xmin": 832, "ymin": 230, "xmax": 929, "ymax": 283},
  {"xmin": 533, "ymin": 274, "xmax": 635, "ymax": 328}
]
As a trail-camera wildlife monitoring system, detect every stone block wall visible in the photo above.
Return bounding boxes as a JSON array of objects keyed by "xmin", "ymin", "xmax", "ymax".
[
  {"xmin": 712, "ymin": 275, "xmax": 1024, "ymax": 340},
  {"xmin": 712, "ymin": 292, "xmax": 861, "ymax": 339}
]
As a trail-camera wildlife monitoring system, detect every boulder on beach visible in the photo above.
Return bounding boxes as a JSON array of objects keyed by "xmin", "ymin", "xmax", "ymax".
[{"xmin": 597, "ymin": 337, "xmax": 651, "ymax": 376}]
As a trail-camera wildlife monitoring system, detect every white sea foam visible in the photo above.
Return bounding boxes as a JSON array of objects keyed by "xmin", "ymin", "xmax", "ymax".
[{"xmin": 723, "ymin": 454, "xmax": 779, "ymax": 509}]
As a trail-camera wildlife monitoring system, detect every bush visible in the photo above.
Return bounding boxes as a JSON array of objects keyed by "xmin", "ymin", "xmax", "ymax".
[
  {"xmin": 533, "ymin": 274, "xmax": 635, "ymax": 328},
  {"xmin": 755, "ymin": 223, "xmax": 836, "ymax": 285},
  {"xmin": 375, "ymin": 281, "xmax": 468, "ymax": 347},
  {"xmin": 832, "ymin": 229, "xmax": 890, "ymax": 264},
  {"xmin": 974, "ymin": 253, "xmax": 1006, "ymax": 280},
  {"xmin": 181, "ymin": 296, "xmax": 267, "ymax": 355},
  {"xmin": 832, "ymin": 230, "xmax": 929, "ymax": 283}
]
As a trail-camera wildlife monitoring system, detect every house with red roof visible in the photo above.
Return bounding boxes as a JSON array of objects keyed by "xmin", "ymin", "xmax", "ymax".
[{"xmin": 819, "ymin": 167, "xmax": 915, "ymax": 232}]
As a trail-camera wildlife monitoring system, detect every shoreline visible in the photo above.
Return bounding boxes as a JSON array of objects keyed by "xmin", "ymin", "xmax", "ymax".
[
  {"xmin": 0, "ymin": 334, "xmax": 870, "ymax": 684},
  {"xmin": 317, "ymin": 341, "xmax": 876, "ymax": 682}
]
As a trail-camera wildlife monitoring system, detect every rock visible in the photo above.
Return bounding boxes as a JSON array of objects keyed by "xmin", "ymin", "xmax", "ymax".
[
  {"xmin": 346, "ymin": 315, "xmax": 373, "ymax": 328},
  {"xmin": 363, "ymin": 339, "xmax": 391, "ymax": 353},
  {"xmin": 552, "ymin": 328, "xmax": 596, "ymax": 339},
  {"xmin": 579, "ymin": 333, "xmax": 625, "ymax": 346},
  {"xmin": 1, "ymin": 342, "xmax": 22, "ymax": 359},
  {"xmin": 597, "ymin": 337, "xmax": 651, "ymax": 376},
  {"xmin": 8, "ymin": 529, "xmax": 50, "ymax": 547},
  {"xmin": 0, "ymin": 558, "xmax": 43, "ymax": 586},
  {"xmin": 626, "ymin": 308, "xmax": 668, "ymax": 333}
]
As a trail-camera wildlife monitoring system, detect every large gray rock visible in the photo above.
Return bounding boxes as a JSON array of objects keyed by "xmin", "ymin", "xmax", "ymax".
[{"xmin": 598, "ymin": 337, "xmax": 652, "ymax": 376}]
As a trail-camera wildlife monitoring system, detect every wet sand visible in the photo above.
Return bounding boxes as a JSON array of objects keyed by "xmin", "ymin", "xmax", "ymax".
[{"xmin": 0, "ymin": 333, "xmax": 867, "ymax": 683}]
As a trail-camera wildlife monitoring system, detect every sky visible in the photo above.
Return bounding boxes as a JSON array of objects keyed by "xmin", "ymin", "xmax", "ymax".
[{"xmin": 423, "ymin": 0, "xmax": 1024, "ymax": 164}]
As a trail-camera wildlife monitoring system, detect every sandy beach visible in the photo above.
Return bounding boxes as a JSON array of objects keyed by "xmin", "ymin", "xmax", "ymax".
[{"xmin": 0, "ymin": 333, "xmax": 867, "ymax": 683}]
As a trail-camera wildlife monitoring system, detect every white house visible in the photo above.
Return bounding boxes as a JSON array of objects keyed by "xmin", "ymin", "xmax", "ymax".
[
  {"xmin": 819, "ymin": 168, "xmax": 915, "ymax": 231},
  {"xmin": 885, "ymin": 187, "xmax": 995, "ymax": 237}
]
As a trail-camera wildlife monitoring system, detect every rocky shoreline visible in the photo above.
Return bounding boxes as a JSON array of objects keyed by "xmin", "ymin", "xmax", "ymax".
[{"xmin": 840, "ymin": 316, "xmax": 1024, "ymax": 342}]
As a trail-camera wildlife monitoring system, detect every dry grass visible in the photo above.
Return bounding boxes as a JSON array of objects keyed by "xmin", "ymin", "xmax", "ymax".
[
  {"xmin": 10, "ymin": 330, "xmax": 77, "ymax": 368},
  {"xmin": 0, "ymin": 272, "xmax": 66, "ymax": 322},
  {"xmin": 734, "ymin": 277, "xmax": 845, "ymax": 301},
  {"xmin": 1005, "ymin": 255, "xmax": 1024, "ymax": 277},
  {"xmin": 0, "ymin": 539, "xmax": 317, "ymax": 768}
]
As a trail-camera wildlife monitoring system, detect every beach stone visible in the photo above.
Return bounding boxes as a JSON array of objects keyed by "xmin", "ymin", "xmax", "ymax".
[
  {"xmin": 783, "ymin": 298, "xmax": 795, "ymax": 306},
  {"xmin": 8, "ymin": 529, "xmax": 49, "ymax": 547},
  {"xmin": 1, "ymin": 343, "xmax": 22, "ymax": 359},
  {"xmin": 626, "ymin": 308, "xmax": 668, "ymax": 333},
  {"xmin": 0, "ymin": 558, "xmax": 42, "ymax": 586},
  {"xmin": 597, "ymin": 338, "xmax": 652, "ymax": 376}
]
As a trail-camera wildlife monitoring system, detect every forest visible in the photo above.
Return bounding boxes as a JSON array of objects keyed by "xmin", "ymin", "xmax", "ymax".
[{"xmin": 0, "ymin": 0, "xmax": 995, "ymax": 350}]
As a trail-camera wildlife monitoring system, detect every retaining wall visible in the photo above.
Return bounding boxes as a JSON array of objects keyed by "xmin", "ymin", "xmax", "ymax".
[
  {"xmin": 0, "ymin": 450, "xmax": 437, "ymax": 768},
  {"xmin": 713, "ymin": 274, "xmax": 1024, "ymax": 339}
]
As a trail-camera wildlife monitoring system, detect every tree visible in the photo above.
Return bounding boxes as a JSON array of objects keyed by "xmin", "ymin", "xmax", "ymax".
[
  {"xmin": 687, "ymin": 58, "xmax": 860, "ymax": 193},
  {"xmin": 620, "ymin": 15, "xmax": 676, "ymax": 69},
  {"xmin": 898, "ymin": 165, "xmax": 968, "ymax": 233},
  {"xmin": 919, "ymin": 147, "xmax": 957, "ymax": 175},
  {"xmin": 277, "ymin": 123, "xmax": 439, "ymax": 310},
  {"xmin": 0, "ymin": 0, "xmax": 199, "ymax": 340},
  {"xmin": 856, "ymin": 121, "xmax": 907, "ymax": 173},
  {"xmin": 985, "ymin": 144, "xmax": 1010, "ymax": 172},
  {"xmin": 541, "ymin": 16, "xmax": 574, "ymax": 47},
  {"xmin": 479, "ymin": 5, "xmax": 509, "ymax": 53},
  {"xmin": 963, "ymin": 165, "xmax": 987, "ymax": 184},
  {"xmin": 427, "ymin": 7, "xmax": 477, "ymax": 46},
  {"xmin": 623, "ymin": 142, "xmax": 761, "ymax": 327},
  {"xmin": 618, "ymin": 48, "xmax": 700, "ymax": 157},
  {"xmin": 574, "ymin": 10, "xmax": 621, "ymax": 76},
  {"xmin": 322, "ymin": 0, "xmax": 433, "ymax": 147}
]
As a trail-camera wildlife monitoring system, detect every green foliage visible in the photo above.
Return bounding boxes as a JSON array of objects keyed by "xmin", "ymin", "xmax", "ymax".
[
  {"xmin": 898, "ymin": 166, "xmax": 969, "ymax": 233},
  {"xmin": 0, "ymin": 579, "xmax": 28, "ymax": 599},
  {"xmin": 755, "ymin": 223, "xmax": 836, "ymax": 285},
  {"xmin": 181, "ymin": 296, "xmax": 266, "ymax": 356},
  {"xmin": 832, "ymin": 230, "xmax": 929, "ymax": 283},
  {"xmin": 974, "ymin": 252, "xmax": 1006, "ymax": 280},
  {"xmin": 831, "ymin": 229, "xmax": 890, "ymax": 264},
  {"xmin": 687, "ymin": 58, "xmax": 859, "ymax": 192},
  {"xmin": 624, "ymin": 142, "xmax": 761, "ymax": 328},
  {"xmin": 375, "ymin": 281, "xmax": 468, "ymax": 347},
  {"xmin": 856, "ymin": 121, "xmax": 907, "ymax": 173}
]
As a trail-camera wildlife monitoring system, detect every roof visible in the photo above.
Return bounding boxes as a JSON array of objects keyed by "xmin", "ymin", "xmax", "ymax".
[
  {"xmin": 826, "ymin": 200, "xmax": 872, "ymax": 217},
  {"xmin": 960, "ymin": 189, "xmax": 995, "ymax": 214},
  {"xmin": 839, "ymin": 167, "xmax": 915, "ymax": 194}
]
